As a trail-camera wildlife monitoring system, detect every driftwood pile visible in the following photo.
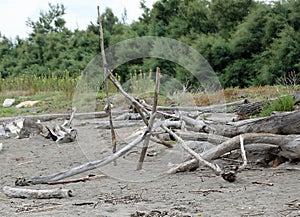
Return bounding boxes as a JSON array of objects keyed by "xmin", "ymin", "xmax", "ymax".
[
  {"xmin": 7, "ymin": 66, "xmax": 300, "ymax": 188},
  {"xmin": 0, "ymin": 107, "xmax": 77, "ymax": 143},
  {"xmin": 2, "ymin": 5, "xmax": 300, "ymax": 199}
]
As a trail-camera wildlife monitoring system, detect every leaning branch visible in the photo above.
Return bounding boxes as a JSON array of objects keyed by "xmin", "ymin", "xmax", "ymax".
[
  {"xmin": 18, "ymin": 132, "xmax": 148, "ymax": 185},
  {"xmin": 167, "ymin": 133, "xmax": 300, "ymax": 174},
  {"xmin": 162, "ymin": 124, "xmax": 223, "ymax": 176},
  {"xmin": 137, "ymin": 67, "xmax": 161, "ymax": 170},
  {"xmin": 98, "ymin": 6, "xmax": 117, "ymax": 158}
]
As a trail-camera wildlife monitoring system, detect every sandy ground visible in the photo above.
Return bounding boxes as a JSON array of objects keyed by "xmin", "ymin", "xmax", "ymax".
[{"xmin": 0, "ymin": 116, "xmax": 299, "ymax": 217}]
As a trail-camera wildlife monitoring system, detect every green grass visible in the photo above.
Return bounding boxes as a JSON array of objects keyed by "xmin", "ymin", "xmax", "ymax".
[
  {"xmin": 0, "ymin": 92, "xmax": 74, "ymax": 117},
  {"xmin": 0, "ymin": 72, "xmax": 298, "ymax": 118},
  {"xmin": 260, "ymin": 95, "xmax": 295, "ymax": 117}
]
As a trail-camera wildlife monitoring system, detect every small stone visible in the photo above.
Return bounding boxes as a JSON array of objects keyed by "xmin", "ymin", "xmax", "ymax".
[{"xmin": 3, "ymin": 98, "xmax": 15, "ymax": 107}]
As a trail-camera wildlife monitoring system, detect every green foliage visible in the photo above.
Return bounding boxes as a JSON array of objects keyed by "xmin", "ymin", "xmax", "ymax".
[
  {"xmin": 0, "ymin": 71, "xmax": 77, "ymax": 99},
  {"xmin": 1, "ymin": 0, "xmax": 300, "ymax": 92},
  {"xmin": 0, "ymin": 91, "xmax": 73, "ymax": 117},
  {"xmin": 260, "ymin": 95, "xmax": 295, "ymax": 117}
]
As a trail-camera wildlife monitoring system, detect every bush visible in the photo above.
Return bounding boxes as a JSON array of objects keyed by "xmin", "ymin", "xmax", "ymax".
[{"xmin": 260, "ymin": 95, "xmax": 295, "ymax": 117}]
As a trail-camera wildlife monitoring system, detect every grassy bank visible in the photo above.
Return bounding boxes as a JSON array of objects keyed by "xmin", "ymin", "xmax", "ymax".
[{"xmin": 0, "ymin": 74, "xmax": 299, "ymax": 117}]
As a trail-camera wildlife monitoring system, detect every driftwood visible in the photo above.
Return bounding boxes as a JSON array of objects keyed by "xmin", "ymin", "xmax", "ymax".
[
  {"xmin": 153, "ymin": 98, "xmax": 249, "ymax": 113},
  {"xmin": 3, "ymin": 186, "xmax": 73, "ymax": 199},
  {"xmin": 137, "ymin": 67, "xmax": 161, "ymax": 170},
  {"xmin": 163, "ymin": 125, "xmax": 247, "ymax": 182},
  {"xmin": 0, "ymin": 111, "xmax": 115, "ymax": 125},
  {"xmin": 17, "ymin": 132, "xmax": 148, "ymax": 185},
  {"xmin": 47, "ymin": 174, "xmax": 106, "ymax": 185},
  {"xmin": 10, "ymin": 7, "xmax": 299, "ymax": 185},
  {"xmin": 95, "ymin": 120, "xmax": 144, "ymax": 129},
  {"xmin": 183, "ymin": 111, "xmax": 300, "ymax": 137},
  {"xmin": 98, "ymin": 6, "xmax": 117, "ymax": 158},
  {"xmin": 230, "ymin": 100, "xmax": 267, "ymax": 117},
  {"xmin": 175, "ymin": 131, "xmax": 228, "ymax": 145},
  {"xmin": 167, "ymin": 133, "xmax": 300, "ymax": 174}
]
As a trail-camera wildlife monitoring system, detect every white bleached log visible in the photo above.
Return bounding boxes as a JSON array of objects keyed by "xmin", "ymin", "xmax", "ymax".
[{"xmin": 3, "ymin": 186, "xmax": 73, "ymax": 199}]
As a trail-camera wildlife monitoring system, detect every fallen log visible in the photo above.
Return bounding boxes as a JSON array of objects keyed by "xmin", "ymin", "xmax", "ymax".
[
  {"xmin": 184, "ymin": 111, "xmax": 300, "ymax": 137},
  {"xmin": 0, "ymin": 110, "xmax": 130, "ymax": 125},
  {"xmin": 3, "ymin": 186, "xmax": 73, "ymax": 199},
  {"xmin": 163, "ymin": 125, "xmax": 247, "ymax": 182},
  {"xmin": 95, "ymin": 120, "xmax": 144, "ymax": 129},
  {"xmin": 167, "ymin": 133, "xmax": 300, "ymax": 174},
  {"xmin": 150, "ymin": 98, "xmax": 249, "ymax": 113},
  {"xmin": 175, "ymin": 131, "xmax": 228, "ymax": 145}
]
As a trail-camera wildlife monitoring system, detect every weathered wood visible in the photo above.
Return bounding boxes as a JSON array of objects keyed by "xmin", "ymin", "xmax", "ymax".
[
  {"xmin": 95, "ymin": 120, "xmax": 144, "ymax": 129},
  {"xmin": 162, "ymin": 125, "xmax": 222, "ymax": 176},
  {"xmin": 0, "ymin": 111, "xmax": 130, "ymax": 125},
  {"xmin": 47, "ymin": 174, "xmax": 106, "ymax": 185},
  {"xmin": 154, "ymin": 99, "xmax": 249, "ymax": 113},
  {"xmin": 184, "ymin": 111, "xmax": 300, "ymax": 137},
  {"xmin": 17, "ymin": 132, "xmax": 148, "ymax": 185},
  {"xmin": 229, "ymin": 100, "xmax": 268, "ymax": 117},
  {"xmin": 137, "ymin": 67, "xmax": 161, "ymax": 170},
  {"xmin": 98, "ymin": 5, "xmax": 117, "ymax": 159},
  {"xmin": 3, "ymin": 186, "xmax": 73, "ymax": 199},
  {"xmin": 167, "ymin": 133, "xmax": 300, "ymax": 174},
  {"xmin": 108, "ymin": 73, "xmax": 150, "ymax": 125},
  {"xmin": 175, "ymin": 131, "xmax": 228, "ymax": 145}
]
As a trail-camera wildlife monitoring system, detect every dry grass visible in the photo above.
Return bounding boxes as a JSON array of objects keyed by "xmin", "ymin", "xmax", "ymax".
[{"xmin": 193, "ymin": 85, "xmax": 288, "ymax": 106}]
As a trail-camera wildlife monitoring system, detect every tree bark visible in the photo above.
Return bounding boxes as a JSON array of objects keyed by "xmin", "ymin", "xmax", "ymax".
[
  {"xmin": 184, "ymin": 111, "xmax": 300, "ymax": 137},
  {"xmin": 18, "ymin": 132, "xmax": 148, "ymax": 185},
  {"xmin": 3, "ymin": 186, "xmax": 73, "ymax": 199},
  {"xmin": 167, "ymin": 133, "xmax": 300, "ymax": 174}
]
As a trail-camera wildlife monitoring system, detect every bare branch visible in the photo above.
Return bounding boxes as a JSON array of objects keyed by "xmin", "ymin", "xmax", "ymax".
[
  {"xmin": 97, "ymin": 6, "xmax": 117, "ymax": 160},
  {"xmin": 137, "ymin": 67, "xmax": 161, "ymax": 170}
]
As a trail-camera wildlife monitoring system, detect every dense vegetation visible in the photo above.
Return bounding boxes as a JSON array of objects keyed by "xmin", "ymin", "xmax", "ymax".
[{"xmin": 0, "ymin": 0, "xmax": 300, "ymax": 90}]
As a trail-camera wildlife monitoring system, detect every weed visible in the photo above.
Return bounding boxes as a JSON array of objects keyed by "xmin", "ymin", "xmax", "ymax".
[{"xmin": 260, "ymin": 95, "xmax": 295, "ymax": 117}]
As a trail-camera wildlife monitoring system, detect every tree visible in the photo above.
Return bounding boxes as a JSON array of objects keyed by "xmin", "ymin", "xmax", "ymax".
[
  {"xmin": 210, "ymin": 0, "xmax": 254, "ymax": 38},
  {"xmin": 257, "ymin": 25, "xmax": 300, "ymax": 85},
  {"xmin": 26, "ymin": 3, "xmax": 66, "ymax": 37}
]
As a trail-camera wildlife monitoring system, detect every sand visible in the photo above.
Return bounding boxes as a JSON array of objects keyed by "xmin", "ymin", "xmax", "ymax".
[{"xmin": 0, "ymin": 117, "xmax": 299, "ymax": 217}]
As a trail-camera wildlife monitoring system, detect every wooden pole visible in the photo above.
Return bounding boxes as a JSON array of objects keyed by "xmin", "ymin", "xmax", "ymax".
[
  {"xmin": 97, "ymin": 6, "xmax": 117, "ymax": 160},
  {"xmin": 137, "ymin": 68, "xmax": 161, "ymax": 170}
]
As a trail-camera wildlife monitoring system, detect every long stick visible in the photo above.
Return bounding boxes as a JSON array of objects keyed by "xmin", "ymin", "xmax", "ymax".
[
  {"xmin": 162, "ymin": 124, "xmax": 222, "ymax": 175},
  {"xmin": 18, "ymin": 132, "xmax": 148, "ymax": 185},
  {"xmin": 47, "ymin": 174, "xmax": 106, "ymax": 185},
  {"xmin": 137, "ymin": 68, "xmax": 161, "ymax": 170},
  {"xmin": 166, "ymin": 133, "xmax": 298, "ymax": 174},
  {"xmin": 108, "ymin": 73, "xmax": 150, "ymax": 125},
  {"xmin": 97, "ymin": 6, "xmax": 117, "ymax": 159}
]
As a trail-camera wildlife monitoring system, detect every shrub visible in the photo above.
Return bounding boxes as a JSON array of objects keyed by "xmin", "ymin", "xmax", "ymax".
[{"xmin": 260, "ymin": 95, "xmax": 295, "ymax": 117}]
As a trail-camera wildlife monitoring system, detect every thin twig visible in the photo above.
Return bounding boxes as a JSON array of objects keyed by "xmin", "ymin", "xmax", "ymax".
[
  {"xmin": 189, "ymin": 189, "xmax": 222, "ymax": 193},
  {"xmin": 47, "ymin": 174, "xmax": 106, "ymax": 185},
  {"xmin": 137, "ymin": 68, "xmax": 161, "ymax": 170},
  {"xmin": 97, "ymin": 6, "xmax": 117, "ymax": 163},
  {"xmin": 252, "ymin": 181, "xmax": 274, "ymax": 186}
]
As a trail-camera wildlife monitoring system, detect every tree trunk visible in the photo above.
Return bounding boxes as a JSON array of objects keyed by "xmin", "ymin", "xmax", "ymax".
[{"xmin": 184, "ymin": 111, "xmax": 300, "ymax": 137}]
